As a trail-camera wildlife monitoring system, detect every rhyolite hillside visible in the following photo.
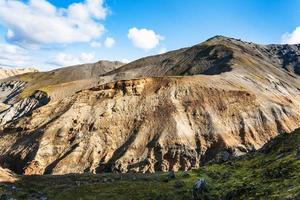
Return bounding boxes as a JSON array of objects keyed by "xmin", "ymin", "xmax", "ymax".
[{"xmin": 1, "ymin": 36, "xmax": 300, "ymax": 175}]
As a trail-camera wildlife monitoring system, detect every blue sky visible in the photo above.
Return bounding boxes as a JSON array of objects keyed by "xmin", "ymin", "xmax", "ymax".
[{"xmin": 0, "ymin": 0, "xmax": 300, "ymax": 70}]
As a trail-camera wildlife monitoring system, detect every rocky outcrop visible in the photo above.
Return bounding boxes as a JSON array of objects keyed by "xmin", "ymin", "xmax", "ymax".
[
  {"xmin": 0, "ymin": 81, "xmax": 27, "ymax": 105},
  {"xmin": 0, "ymin": 90, "xmax": 50, "ymax": 126},
  {"xmin": 0, "ymin": 80, "xmax": 50, "ymax": 127},
  {"xmin": 0, "ymin": 167, "xmax": 18, "ymax": 183}
]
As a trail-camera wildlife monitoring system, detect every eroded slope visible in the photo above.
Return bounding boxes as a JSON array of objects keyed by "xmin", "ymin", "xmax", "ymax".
[
  {"xmin": 1, "ymin": 68, "xmax": 300, "ymax": 174},
  {"xmin": 1, "ymin": 36, "xmax": 300, "ymax": 175}
]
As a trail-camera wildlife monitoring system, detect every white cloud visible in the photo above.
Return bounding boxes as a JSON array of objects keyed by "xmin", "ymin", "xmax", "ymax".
[
  {"xmin": 121, "ymin": 59, "xmax": 130, "ymax": 63},
  {"xmin": 158, "ymin": 47, "xmax": 167, "ymax": 54},
  {"xmin": 51, "ymin": 52, "xmax": 96, "ymax": 66},
  {"xmin": 104, "ymin": 37, "xmax": 115, "ymax": 48},
  {"xmin": 281, "ymin": 27, "xmax": 300, "ymax": 44},
  {"xmin": 127, "ymin": 27, "xmax": 164, "ymax": 50},
  {"xmin": 90, "ymin": 41, "xmax": 102, "ymax": 48},
  {"xmin": 0, "ymin": 43, "xmax": 30, "ymax": 66},
  {"xmin": 0, "ymin": 0, "xmax": 107, "ymax": 45}
]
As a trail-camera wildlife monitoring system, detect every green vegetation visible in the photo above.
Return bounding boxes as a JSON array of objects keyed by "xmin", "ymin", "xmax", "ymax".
[{"xmin": 1, "ymin": 129, "xmax": 300, "ymax": 200}]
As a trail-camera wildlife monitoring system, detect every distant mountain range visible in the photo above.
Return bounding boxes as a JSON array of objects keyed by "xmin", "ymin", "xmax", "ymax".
[{"xmin": 0, "ymin": 67, "xmax": 38, "ymax": 80}]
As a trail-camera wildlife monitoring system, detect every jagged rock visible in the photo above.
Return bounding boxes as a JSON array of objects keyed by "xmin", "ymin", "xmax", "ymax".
[
  {"xmin": 0, "ymin": 81, "xmax": 27, "ymax": 104},
  {"xmin": 0, "ymin": 90, "xmax": 49, "ymax": 126},
  {"xmin": 24, "ymin": 160, "xmax": 44, "ymax": 175}
]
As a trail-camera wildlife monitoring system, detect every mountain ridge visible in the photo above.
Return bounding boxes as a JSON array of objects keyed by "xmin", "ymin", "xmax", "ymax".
[{"xmin": 0, "ymin": 36, "xmax": 300, "ymax": 175}]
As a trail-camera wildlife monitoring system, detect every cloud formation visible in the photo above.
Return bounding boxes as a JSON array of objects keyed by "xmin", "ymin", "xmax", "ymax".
[
  {"xmin": 158, "ymin": 47, "xmax": 167, "ymax": 54},
  {"xmin": 90, "ymin": 41, "xmax": 102, "ymax": 48},
  {"xmin": 0, "ymin": 43, "xmax": 29, "ymax": 66},
  {"xmin": 104, "ymin": 37, "xmax": 115, "ymax": 48},
  {"xmin": 281, "ymin": 27, "xmax": 300, "ymax": 44},
  {"xmin": 51, "ymin": 52, "xmax": 96, "ymax": 66},
  {"xmin": 127, "ymin": 27, "xmax": 164, "ymax": 50},
  {"xmin": 0, "ymin": 0, "xmax": 107, "ymax": 45}
]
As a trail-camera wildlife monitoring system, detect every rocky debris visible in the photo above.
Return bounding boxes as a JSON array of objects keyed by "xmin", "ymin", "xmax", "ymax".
[
  {"xmin": 296, "ymin": 148, "xmax": 300, "ymax": 160},
  {"xmin": 23, "ymin": 160, "xmax": 44, "ymax": 175},
  {"xmin": 214, "ymin": 151, "xmax": 230, "ymax": 163},
  {"xmin": 0, "ymin": 90, "xmax": 50, "ymax": 126},
  {"xmin": 192, "ymin": 179, "xmax": 207, "ymax": 200}
]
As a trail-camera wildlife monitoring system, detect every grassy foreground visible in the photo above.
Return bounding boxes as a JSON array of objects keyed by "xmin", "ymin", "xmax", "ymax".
[{"xmin": 1, "ymin": 129, "xmax": 300, "ymax": 200}]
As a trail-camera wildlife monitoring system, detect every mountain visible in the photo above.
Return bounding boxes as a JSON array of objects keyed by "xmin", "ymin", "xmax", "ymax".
[
  {"xmin": 1, "ymin": 36, "xmax": 300, "ymax": 175},
  {"xmin": 0, "ymin": 60, "xmax": 124, "ymax": 125},
  {"xmin": 0, "ymin": 67, "xmax": 38, "ymax": 80},
  {"xmin": 2, "ymin": 60, "xmax": 124, "ymax": 100},
  {"xmin": 106, "ymin": 35, "xmax": 300, "ymax": 79},
  {"xmin": 1, "ymin": 128, "xmax": 299, "ymax": 199}
]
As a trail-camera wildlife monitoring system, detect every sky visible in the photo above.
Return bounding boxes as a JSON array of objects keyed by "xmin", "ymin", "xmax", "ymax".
[{"xmin": 0, "ymin": 0, "xmax": 300, "ymax": 71}]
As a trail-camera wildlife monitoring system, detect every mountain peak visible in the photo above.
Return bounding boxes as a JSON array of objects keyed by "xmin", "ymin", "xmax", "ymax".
[{"xmin": 204, "ymin": 35, "xmax": 252, "ymax": 45}]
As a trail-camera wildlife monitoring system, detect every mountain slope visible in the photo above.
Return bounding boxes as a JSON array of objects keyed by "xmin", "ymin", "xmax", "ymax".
[
  {"xmin": 0, "ymin": 61, "xmax": 124, "ymax": 126},
  {"xmin": 1, "ymin": 36, "xmax": 300, "ymax": 175},
  {"xmin": 1, "ymin": 128, "xmax": 299, "ymax": 200},
  {"xmin": 106, "ymin": 36, "xmax": 300, "ymax": 81},
  {"xmin": 2, "ymin": 60, "xmax": 124, "ymax": 100}
]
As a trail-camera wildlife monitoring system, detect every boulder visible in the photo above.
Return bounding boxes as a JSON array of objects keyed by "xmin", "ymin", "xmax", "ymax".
[
  {"xmin": 215, "ymin": 151, "xmax": 230, "ymax": 162},
  {"xmin": 192, "ymin": 179, "xmax": 207, "ymax": 200}
]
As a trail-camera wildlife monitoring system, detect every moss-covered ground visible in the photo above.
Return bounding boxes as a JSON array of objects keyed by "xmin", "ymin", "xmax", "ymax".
[{"xmin": 1, "ymin": 129, "xmax": 300, "ymax": 200}]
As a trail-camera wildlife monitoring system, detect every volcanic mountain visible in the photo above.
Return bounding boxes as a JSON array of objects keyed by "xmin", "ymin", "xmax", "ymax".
[{"xmin": 1, "ymin": 36, "xmax": 300, "ymax": 175}]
